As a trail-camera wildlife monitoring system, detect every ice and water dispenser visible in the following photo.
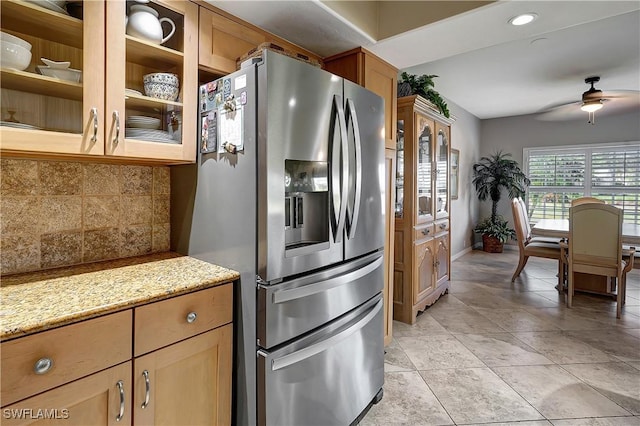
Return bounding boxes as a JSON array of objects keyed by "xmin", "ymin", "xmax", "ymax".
[{"xmin": 284, "ymin": 160, "xmax": 329, "ymax": 253}]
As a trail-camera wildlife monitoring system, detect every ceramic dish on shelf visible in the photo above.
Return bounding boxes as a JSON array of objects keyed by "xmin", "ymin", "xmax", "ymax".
[
  {"xmin": 125, "ymin": 128, "xmax": 175, "ymax": 141},
  {"xmin": 36, "ymin": 65, "xmax": 82, "ymax": 83},
  {"xmin": 0, "ymin": 32, "xmax": 32, "ymax": 51},
  {"xmin": 125, "ymin": 88, "xmax": 143, "ymax": 96},
  {"xmin": 25, "ymin": 0, "xmax": 69, "ymax": 15},
  {"xmin": 126, "ymin": 115, "xmax": 161, "ymax": 130},
  {"xmin": 0, "ymin": 121, "xmax": 41, "ymax": 130}
]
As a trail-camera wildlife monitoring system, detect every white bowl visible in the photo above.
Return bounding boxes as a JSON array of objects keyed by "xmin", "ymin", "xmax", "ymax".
[
  {"xmin": 36, "ymin": 65, "xmax": 82, "ymax": 83},
  {"xmin": 1, "ymin": 40, "xmax": 32, "ymax": 71},
  {"xmin": 0, "ymin": 31, "xmax": 31, "ymax": 51}
]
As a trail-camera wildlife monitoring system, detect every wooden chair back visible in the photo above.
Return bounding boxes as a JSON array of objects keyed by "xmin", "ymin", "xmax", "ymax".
[
  {"xmin": 511, "ymin": 198, "xmax": 529, "ymax": 251},
  {"xmin": 569, "ymin": 203, "xmax": 623, "ymax": 274},
  {"xmin": 571, "ymin": 197, "xmax": 605, "ymax": 207}
]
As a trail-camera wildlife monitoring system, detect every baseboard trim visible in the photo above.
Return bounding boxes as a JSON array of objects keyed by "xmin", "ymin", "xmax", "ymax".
[{"xmin": 452, "ymin": 246, "xmax": 473, "ymax": 261}]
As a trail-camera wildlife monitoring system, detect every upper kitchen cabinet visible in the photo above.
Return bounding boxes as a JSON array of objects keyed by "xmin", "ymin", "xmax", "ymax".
[
  {"xmin": 0, "ymin": 0, "xmax": 105, "ymax": 157},
  {"xmin": 106, "ymin": 0, "xmax": 197, "ymax": 162},
  {"xmin": 0, "ymin": 0, "xmax": 197, "ymax": 164},
  {"xmin": 198, "ymin": 5, "xmax": 322, "ymax": 76},
  {"xmin": 323, "ymin": 47, "xmax": 398, "ymax": 150},
  {"xmin": 394, "ymin": 95, "xmax": 454, "ymax": 324}
]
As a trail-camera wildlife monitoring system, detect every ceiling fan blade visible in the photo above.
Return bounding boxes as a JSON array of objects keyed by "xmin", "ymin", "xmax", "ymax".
[{"xmin": 537, "ymin": 91, "xmax": 639, "ymax": 122}]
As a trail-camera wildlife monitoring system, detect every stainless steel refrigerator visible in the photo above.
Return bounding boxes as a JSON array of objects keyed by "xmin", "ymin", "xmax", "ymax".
[{"xmin": 172, "ymin": 50, "xmax": 385, "ymax": 426}]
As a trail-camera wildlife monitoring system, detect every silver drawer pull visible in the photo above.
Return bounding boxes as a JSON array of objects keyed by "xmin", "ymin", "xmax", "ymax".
[
  {"xmin": 141, "ymin": 370, "xmax": 150, "ymax": 409},
  {"xmin": 116, "ymin": 380, "xmax": 125, "ymax": 422},
  {"xmin": 34, "ymin": 357, "xmax": 53, "ymax": 374},
  {"xmin": 186, "ymin": 312, "xmax": 197, "ymax": 323},
  {"xmin": 422, "ymin": 229, "xmax": 430, "ymax": 235},
  {"xmin": 439, "ymin": 223, "xmax": 447, "ymax": 230}
]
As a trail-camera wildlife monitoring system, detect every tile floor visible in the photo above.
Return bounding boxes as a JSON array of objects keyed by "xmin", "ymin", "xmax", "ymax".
[{"xmin": 361, "ymin": 249, "xmax": 640, "ymax": 426}]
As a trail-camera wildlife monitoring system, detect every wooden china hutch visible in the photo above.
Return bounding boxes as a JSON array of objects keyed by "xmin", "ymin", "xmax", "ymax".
[{"xmin": 393, "ymin": 95, "xmax": 454, "ymax": 324}]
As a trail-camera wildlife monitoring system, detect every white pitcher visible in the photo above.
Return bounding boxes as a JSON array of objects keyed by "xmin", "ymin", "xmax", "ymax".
[{"xmin": 126, "ymin": 5, "xmax": 175, "ymax": 45}]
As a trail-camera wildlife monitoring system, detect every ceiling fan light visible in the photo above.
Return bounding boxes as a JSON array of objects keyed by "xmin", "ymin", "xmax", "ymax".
[
  {"xmin": 509, "ymin": 13, "xmax": 538, "ymax": 26},
  {"xmin": 581, "ymin": 101, "xmax": 603, "ymax": 113}
]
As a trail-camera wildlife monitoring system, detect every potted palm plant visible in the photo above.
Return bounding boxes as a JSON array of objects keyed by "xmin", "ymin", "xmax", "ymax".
[{"xmin": 472, "ymin": 151, "xmax": 530, "ymax": 252}]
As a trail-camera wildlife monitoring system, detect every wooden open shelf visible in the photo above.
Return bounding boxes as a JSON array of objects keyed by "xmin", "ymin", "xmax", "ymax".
[
  {"xmin": 0, "ymin": 0, "xmax": 83, "ymax": 49},
  {"xmin": 126, "ymin": 36, "xmax": 184, "ymax": 68},
  {"xmin": 125, "ymin": 92, "xmax": 182, "ymax": 109},
  {"xmin": 1, "ymin": 68, "xmax": 83, "ymax": 100}
]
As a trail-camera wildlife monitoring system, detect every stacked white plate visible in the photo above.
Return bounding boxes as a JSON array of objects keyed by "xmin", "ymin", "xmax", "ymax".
[
  {"xmin": 126, "ymin": 115, "xmax": 161, "ymax": 130},
  {"xmin": 125, "ymin": 128, "xmax": 177, "ymax": 143},
  {"xmin": 0, "ymin": 120, "xmax": 40, "ymax": 130}
]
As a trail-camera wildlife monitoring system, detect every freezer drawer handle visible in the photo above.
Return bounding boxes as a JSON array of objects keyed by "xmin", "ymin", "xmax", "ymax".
[
  {"xmin": 345, "ymin": 98, "xmax": 362, "ymax": 239},
  {"xmin": 272, "ymin": 255, "xmax": 383, "ymax": 304},
  {"xmin": 271, "ymin": 299, "xmax": 382, "ymax": 371}
]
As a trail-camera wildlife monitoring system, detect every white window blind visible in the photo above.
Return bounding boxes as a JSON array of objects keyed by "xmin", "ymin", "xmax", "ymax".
[{"xmin": 524, "ymin": 143, "xmax": 640, "ymax": 225}]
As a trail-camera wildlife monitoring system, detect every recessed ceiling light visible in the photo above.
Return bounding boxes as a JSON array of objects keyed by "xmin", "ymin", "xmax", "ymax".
[{"xmin": 509, "ymin": 13, "xmax": 538, "ymax": 26}]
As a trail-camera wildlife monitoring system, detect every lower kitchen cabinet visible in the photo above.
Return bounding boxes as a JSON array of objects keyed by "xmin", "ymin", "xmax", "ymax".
[
  {"xmin": 0, "ymin": 283, "xmax": 233, "ymax": 425},
  {"xmin": 1, "ymin": 362, "xmax": 132, "ymax": 426},
  {"xmin": 133, "ymin": 325, "xmax": 232, "ymax": 426}
]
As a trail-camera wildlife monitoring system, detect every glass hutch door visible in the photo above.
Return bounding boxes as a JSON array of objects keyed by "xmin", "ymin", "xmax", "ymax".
[
  {"xmin": 416, "ymin": 115, "xmax": 434, "ymax": 223},
  {"xmin": 435, "ymin": 124, "xmax": 450, "ymax": 218}
]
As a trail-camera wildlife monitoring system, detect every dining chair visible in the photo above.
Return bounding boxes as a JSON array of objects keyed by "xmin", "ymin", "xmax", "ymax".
[
  {"xmin": 571, "ymin": 196, "xmax": 605, "ymax": 206},
  {"xmin": 564, "ymin": 203, "xmax": 634, "ymax": 318},
  {"xmin": 511, "ymin": 198, "xmax": 563, "ymax": 284},
  {"xmin": 516, "ymin": 197, "xmax": 563, "ymax": 244}
]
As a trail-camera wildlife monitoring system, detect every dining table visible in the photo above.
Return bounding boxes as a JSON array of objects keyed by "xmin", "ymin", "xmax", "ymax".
[{"xmin": 532, "ymin": 218, "xmax": 640, "ymax": 246}]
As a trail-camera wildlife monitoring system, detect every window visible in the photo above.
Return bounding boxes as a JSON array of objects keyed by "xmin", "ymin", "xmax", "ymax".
[{"xmin": 524, "ymin": 142, "xmax": 640, "ymax": 224}]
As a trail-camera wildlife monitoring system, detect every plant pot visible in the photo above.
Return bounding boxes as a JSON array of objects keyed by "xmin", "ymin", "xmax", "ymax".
[{"xmin": 482, "ymin": 234, "xmax": 504, "ymax": 253}]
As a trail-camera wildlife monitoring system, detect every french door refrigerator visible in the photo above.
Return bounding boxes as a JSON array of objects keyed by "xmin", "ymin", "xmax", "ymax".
[{"xmin": 171, "ymin": 50, "xmax": 385, "ymax": 426}]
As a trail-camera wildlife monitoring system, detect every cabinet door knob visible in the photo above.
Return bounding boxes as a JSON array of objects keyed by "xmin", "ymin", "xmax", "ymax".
[
  {"xmin": 422, "ymin": 229, "xmax": 430, "ymax": 235},
  {"xmin": 141, "ymin": 370, "xmax": 150, "ymax": 409},
  {"xmin": 34, "ymin": 357, "xmax": 53, "ymax": 374},
  {"xmin": 186, "ymin": 312, "xmax": 197, "ymax": 323},
  {"xmin": 116, "ymin": 380, "xmax": 125, "ymax": 422}
]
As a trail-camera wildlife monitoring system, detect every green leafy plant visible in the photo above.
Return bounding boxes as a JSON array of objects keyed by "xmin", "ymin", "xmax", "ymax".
[
  {"xmin": 472, "ymin": 151, "xmax": 530, "ymax": 243},
  {"xmin": 398, "ymin": 72, "xmax": 450, "ymax": 118},
  {"xmin": 473, "ymin": 216, "xmax": 516, "ymax": 243}
]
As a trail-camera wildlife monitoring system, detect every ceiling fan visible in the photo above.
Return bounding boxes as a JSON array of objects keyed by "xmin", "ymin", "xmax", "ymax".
[{"xmin": 537, "ymin": 76, "xmax": 640, "ymax": 124}]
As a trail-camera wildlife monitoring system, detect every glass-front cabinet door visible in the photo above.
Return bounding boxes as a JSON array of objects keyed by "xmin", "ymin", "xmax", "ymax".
[
  {"xmin": 435, "ymin": 123, "xmax": 450, "ymax": 219},
  {"xmin": 415, "ymin": 114, "xmax": 434, "ymax": 223},
  {"xmin": 105, "ymin": 0, "xmax": 197, "ymax": 162},
  {"xmin": 395, "ymin": 120, "xmax": 404, "ymax": 219},
  {"xmin": 0, "ymin": 0, "xmax": 105, "ymax": 156}
]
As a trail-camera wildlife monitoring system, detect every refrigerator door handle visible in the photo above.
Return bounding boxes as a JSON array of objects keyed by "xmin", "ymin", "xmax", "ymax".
[
  {"xmin": 331, "ymin": 94, "xmax": 349, "ymax": 243},
  {"xmin": 270, "ymin": 298, "xmax": 383, "ymax": 371},
  {"xmin": 345, "ymin": 98, "xmax": 362, "ymax": 239},
  {"xmin": 272, "ymin": 255, "xmax": 383, "ymax": 304}
]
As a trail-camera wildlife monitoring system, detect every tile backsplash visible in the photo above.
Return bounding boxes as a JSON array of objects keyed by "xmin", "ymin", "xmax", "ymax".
[{"xmin": 1, "ymin": 159, "xmax": 170, "ymax": 275}]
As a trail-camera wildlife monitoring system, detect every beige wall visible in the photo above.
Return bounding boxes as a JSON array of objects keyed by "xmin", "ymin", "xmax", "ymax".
[{"xmin": 1, "ymin": 159, "xmax": 171, "ymax": 275}]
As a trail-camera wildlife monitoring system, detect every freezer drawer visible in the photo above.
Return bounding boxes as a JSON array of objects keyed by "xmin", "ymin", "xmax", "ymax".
[
  {"xmin": 258, "ymin": 252, "xmax": 383, "ymax": 348},
  {"xmin": 258, "ymin": 295, "xmax": 384, "ymax": 426}
]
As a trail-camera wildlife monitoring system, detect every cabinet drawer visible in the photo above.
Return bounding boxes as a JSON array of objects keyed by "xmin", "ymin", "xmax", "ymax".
[
  {"xmin": 414, "ymin": 224, "xmax": 435, "ymax": 241},
  {"xmin": 434, "ymin": 220, "xmax": 450, "ymax": 234},
  {"xmin": 134, "ymin": 284, "xmax": 233, "ymax": 356},
  {"xmin": 1, "ymin": 311, "xmax": 132, "ymax": 407}
]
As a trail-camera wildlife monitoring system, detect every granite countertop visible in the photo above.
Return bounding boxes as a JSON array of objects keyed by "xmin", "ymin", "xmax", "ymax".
[{"xmin": 0, "ymin": 252, "xmax": 239, "ymax": 341}]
